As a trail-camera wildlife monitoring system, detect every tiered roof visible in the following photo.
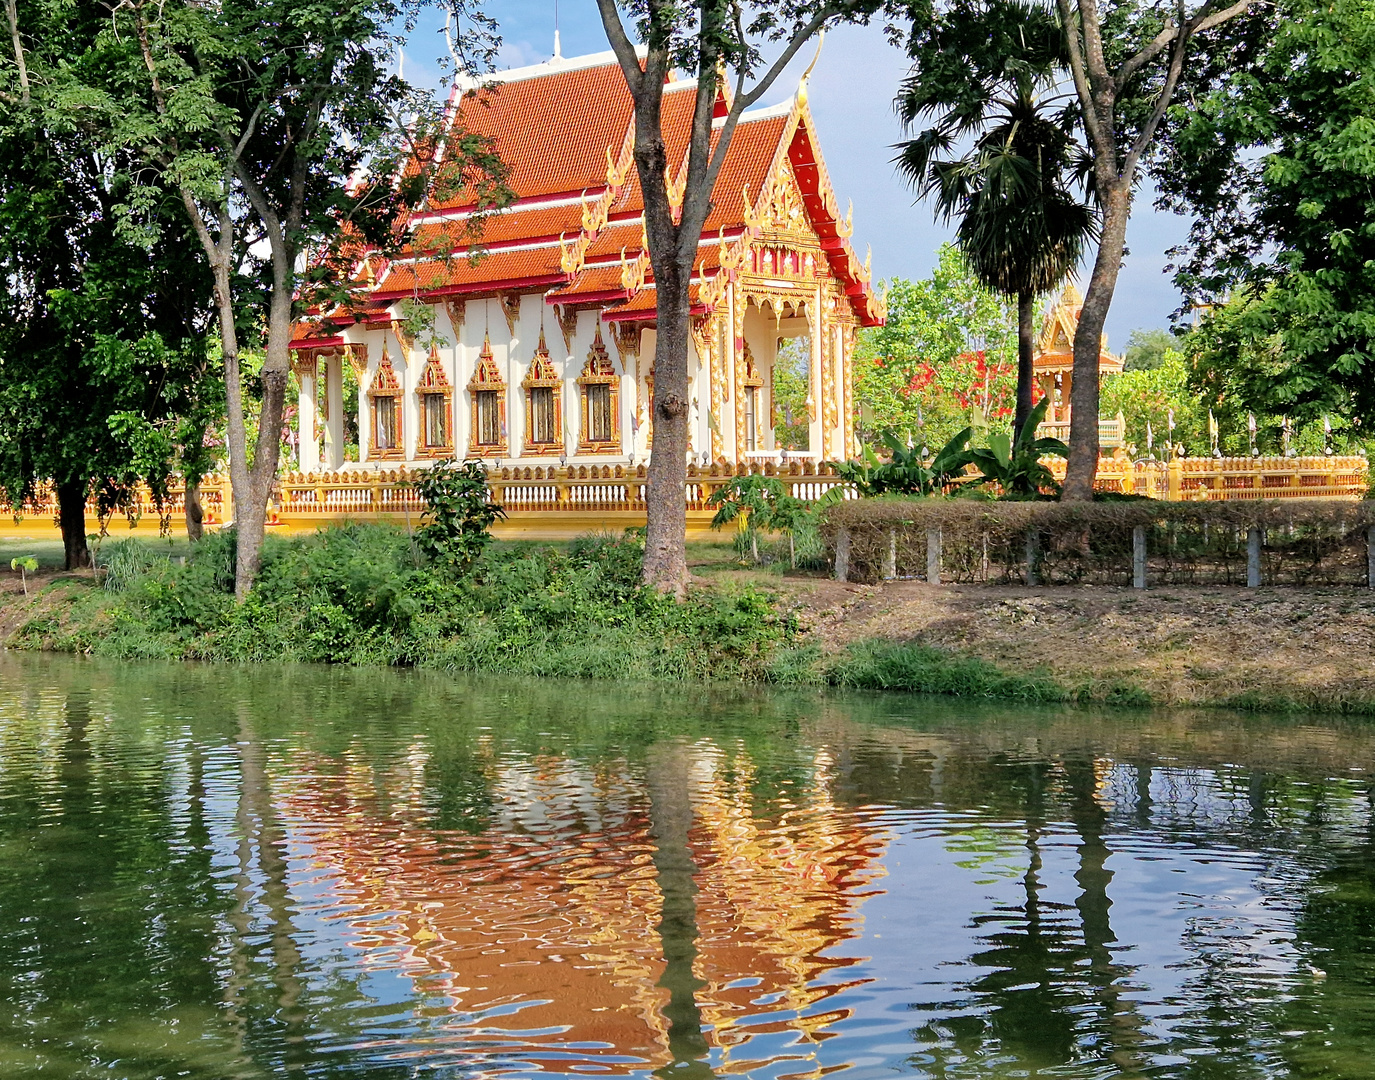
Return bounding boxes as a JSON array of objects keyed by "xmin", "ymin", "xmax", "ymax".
[
  {"xmin": 292, "ymin": 50, "xmax": 882, "ymax": 348},
  {"xmin": 1033, "ymin": 282, "xmax": 1122, "ymax": 375}
]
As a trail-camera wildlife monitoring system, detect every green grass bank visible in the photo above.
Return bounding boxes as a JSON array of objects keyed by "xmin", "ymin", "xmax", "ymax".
[{"xmin": 3, "ymin": 525, "xmax": 1372, "ymax": 714}]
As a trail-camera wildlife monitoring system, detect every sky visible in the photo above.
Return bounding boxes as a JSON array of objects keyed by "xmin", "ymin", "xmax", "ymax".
[{"xmin": 404, "ymin": 1, "xmax": 1196, "ymax": 351}]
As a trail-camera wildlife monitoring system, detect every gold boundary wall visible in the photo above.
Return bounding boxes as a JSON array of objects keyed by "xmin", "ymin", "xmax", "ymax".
[{"xmin": 0, "ymin": 456, "xmax": 1364, "ymax": 543}]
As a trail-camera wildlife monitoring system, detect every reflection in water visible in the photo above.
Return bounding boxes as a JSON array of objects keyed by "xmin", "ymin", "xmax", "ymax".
[{"xmin": 1, "ymin": 656, "xmax": 1375, "ymax": 1079}]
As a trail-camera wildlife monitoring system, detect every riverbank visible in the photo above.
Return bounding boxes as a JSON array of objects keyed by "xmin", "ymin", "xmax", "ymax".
[{"xmin": 2, "ymin": 529, "xmax": 1373, "ymax": 713}]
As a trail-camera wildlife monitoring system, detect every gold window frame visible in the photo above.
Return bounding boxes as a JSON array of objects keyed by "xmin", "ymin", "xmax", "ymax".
[
  {"xmin": 522, "ymin": 330, "xmax": 563, "ymax": 454},
  {"xmin": 414, "ymin": 346, "xmax": 454, "ymax": 458},
  {"xmin": 368, "ymin": 351, "xmax": 404, "ymax": 460},
  {"xmin": 467, "ymin": 332, "xmax": 507, "ymax": 457},
  {"xmin": 577, "ymin": 326, "xmax": 620, "ymax": 454}
]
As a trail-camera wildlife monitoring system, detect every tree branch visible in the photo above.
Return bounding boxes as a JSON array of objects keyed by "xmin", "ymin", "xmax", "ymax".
[
  {"xmin": 5, "ymin": 0, "xmax": 29, "ymax": 106},
  {"xmin": 593, "ymin": 0, "xmax": 644, "ymax": 97},
  {"xmin": 1056, "ymin": 0, "xmax": 1108, "ymax": 153}
]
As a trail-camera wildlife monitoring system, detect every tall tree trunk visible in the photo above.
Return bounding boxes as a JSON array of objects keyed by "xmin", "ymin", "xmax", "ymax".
[
  {"xmin": 1062, "ymin": 186, "xmax": 1131, "ymax": 501},
  {"xmin": 232, "ymin": 268, "xmax": 292, "ymax": 599},
  {"xmin": 646, "ymin": 742, "xmax": 712, "ymax": 1077},
  {"xmin": 56, "ymin": 479, "xmax": 90, "ymax": 570},
  {"xmin": 184, "ymin": 480, "xmax": 204, "ymax": 542},
  {"xmin": 644, "ymin": 272, "xmax": 691, "ymax": 595},
  {"xmin": 1013, "ymin": 289, "xmax": 1036, "ymax": 444}
]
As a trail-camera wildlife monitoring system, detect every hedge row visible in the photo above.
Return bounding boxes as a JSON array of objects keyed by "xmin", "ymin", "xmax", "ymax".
[{"xmin": 821, "ymin": 498, "xmax": 1375, "ymax": 587}]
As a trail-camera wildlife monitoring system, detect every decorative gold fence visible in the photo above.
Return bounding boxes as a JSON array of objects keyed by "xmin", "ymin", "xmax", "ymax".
[
  {"xmin": 1, "ymin": 455, "xmax": 1365, "ymax": 541},
  {"xmin": 1049, "ymin": 454, "xmax": 1368, "ymax": 501}
]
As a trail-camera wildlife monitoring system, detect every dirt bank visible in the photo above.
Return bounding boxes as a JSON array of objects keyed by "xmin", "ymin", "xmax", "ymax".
[{"xmin": 784, "ymin": 578, "xmax": 1375, "ymax": 711}]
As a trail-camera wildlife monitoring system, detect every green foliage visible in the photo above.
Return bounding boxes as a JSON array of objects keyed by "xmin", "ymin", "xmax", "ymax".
[
  {"xmin": 1123, "ymin": 328, "xmax": 1181, "ymax": 372},
  {"xmin": 412, "ymin": 460, "xmax": 507, "ymax": 574},
  {"xmin": 95, "ymin": 539, "xmax": 162, "ymax": 593},
  {"xmin": 708, "ymin": 476, "xmax": 806, "ymax": 566},
  {"xmin": 10, "ymin": 557, "xmax": 37, "ymax": 574},
  {"xmin": 23, "ymin": 526, "xmax": 794, "ymax": 681},
  {"xmin": 831, "ymin": 426, "xmax": 973, "ymax": 498},
  {"xmin": 1101, "ymin": 348, "xmax": 1207, "ymax": 457},
  {"xmin": 855, "ymin": 247, "xmax": 1018, "ymax": 449},
  {"xmin": 772, "ymin": 338, "xmax": 811, "ymax": 450},
  {"xmin": 824, "ymin": 640, "xmax": 1074, "ymax": 702},
  {"xmin": 956, "ymin": 397, "xmax": 1067, "ymax": 498},
  {"xmin": 1159, "ymin": 0, "xmax": 1375, "ymax": 426}
]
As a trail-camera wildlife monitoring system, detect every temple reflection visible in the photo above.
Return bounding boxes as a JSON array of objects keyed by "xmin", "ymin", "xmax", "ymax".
[{"xmin": 275, "ymin": 737, "xmax": 889, "ymax": 1075}]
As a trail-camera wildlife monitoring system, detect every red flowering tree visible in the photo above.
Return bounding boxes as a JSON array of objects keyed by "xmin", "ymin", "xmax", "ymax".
[{"xmin": 855, "ymin": 246, "xmax": 1021, "ymax": 451}]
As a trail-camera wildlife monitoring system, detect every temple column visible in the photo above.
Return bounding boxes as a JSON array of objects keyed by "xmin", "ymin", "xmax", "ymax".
[
  {"xmin": 808, "ymin": 288, "xmax": 824, "ymax": 457},
  {"xmin": 323, "ymin": 352, "xmax": 345, "ymax": 470},
  {"xmin": 726, "ymin": 284, "xmax": 740, "ymax": 462},
  {"xmin": 836, "ymin": 318, "xmax": 851, "ymax": 459},
  {"xmin": 294, "ymin": 353, "xmax": 321, "ymax": 473}
]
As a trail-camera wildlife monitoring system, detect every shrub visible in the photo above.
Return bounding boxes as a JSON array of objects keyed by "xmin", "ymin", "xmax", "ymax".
[{"xmin": 411, "ymin": 459, "xmax": 506, "ymax": 573}]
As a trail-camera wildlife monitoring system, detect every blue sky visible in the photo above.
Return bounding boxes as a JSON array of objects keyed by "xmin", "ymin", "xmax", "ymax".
[{"xmin": 405, "ymin": 1, "xmax": 1195, "ymax": 351}]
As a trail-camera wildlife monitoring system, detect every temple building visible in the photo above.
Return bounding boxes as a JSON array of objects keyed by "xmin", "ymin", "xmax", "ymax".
[
  {"xmin": 289, "ymin": 50, "xmax": 885, "ymax": 472},
  {"xmin": 1033, "ymin": 282, "xmax": 1125, "ymax": 445}
]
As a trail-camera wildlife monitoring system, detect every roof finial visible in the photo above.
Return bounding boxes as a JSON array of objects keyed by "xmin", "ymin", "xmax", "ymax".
[
  {"xmin": 796, "ymin": 29, "xmax": 825, "ymax": 107},
  {"xmin": 553, "ymin": 0, "xmax": 562, "ymax": 59}
]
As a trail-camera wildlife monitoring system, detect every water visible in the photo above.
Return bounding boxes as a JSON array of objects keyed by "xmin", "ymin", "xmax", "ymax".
[{"xmin": 1, "ymin": 655, "xmax": 1374, "ymax": 1079}]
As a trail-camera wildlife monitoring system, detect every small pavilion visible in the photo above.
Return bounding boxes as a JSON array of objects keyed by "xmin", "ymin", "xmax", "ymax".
[{"xmin": 1033, "ymin": 283, "xmax": 1124, "ymax": 444}]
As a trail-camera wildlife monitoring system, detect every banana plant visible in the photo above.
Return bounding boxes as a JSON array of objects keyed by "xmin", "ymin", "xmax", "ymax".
[
  {"xmin": 959, "ymin": 397, "xmax": 1068, "ymax": 498},
  {"xmin": 10, "ymin": 556, "xmax": 38, "ymax": 597},
  {"xmin": 831, "ymin": 427, "xmax": 974, "ymax": 498}
]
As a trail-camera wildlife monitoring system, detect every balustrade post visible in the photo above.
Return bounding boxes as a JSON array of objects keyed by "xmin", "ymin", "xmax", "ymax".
[
  {"xmin": 222, "ymin": 475, "xmax": 234, "ymax": 526},
  {"xmin": 834, "ymin": 528, "xmax": 851, "ymax": 582},
  {"xmin": 881, "ymin": 528, "xmax": 896, "ymax": 580},
  {"xmin": 370, "ymin": 475, "xmax": 382, "ymax": 514},
  {"xmin": 1247, "ymin": 527, "xmax": 1263, "ymax": 587},
  {"xmin": 1132, "ymin": 525, "xmax": 1147, "ymax": 589},
  {"xmin": 926, "ymin": 527, "xmax": 942, "ymax": 585},
  {"xmin": 1025, "ymin": 530, "xmax": 1040, "ymax": 587},
  {"xmin": 1167, "ymin": 458, "xmax": 1182, "ymax": 501}
]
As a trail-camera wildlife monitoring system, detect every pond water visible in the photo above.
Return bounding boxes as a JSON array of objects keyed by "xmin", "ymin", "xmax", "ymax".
[{"xmin": 1, "ymin": 654, "xmax": 1374, "ymax": 1080}]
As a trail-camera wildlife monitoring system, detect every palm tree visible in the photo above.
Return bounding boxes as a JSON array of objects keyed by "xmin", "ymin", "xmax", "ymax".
[{"xmin": 894, "ymin": 0, "xmax": 1096, "ymax": 443}]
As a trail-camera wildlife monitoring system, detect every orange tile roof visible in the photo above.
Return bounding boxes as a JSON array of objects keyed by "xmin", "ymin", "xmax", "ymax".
[
  {"xmin": 435, "ymin": 64, "xmax": 634, "ymax": 207},
  {"xmin": 703, "ymin": 115, "xmax": 786, "ymax": 232},
  {"xmin": 408, "ymin": 202, "xmax": 587, "ymax": 253},
  {"xmin": 549, "ymin": 264, "xmax": 629, "ymax": 300},
  {"xmin": 376, "ymin": 245, "xmax": 566, "ymax": 298},
  {"xmin": 608, "ymin": 85, "xmax": 699, "ymax": 215}
]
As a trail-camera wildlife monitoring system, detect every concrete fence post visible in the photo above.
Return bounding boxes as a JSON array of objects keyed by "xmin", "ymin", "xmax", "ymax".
[
  {"xmin": 1132, "ymin": 525, "xmax": 1147, "ymax": 589},
  {"xmin": 834, "ymin": 528, "xmax": 851, "ymax": 582},
  {"xmin": 1025, "ymin": 530, "xmax": 1040, "ymax": 587},
  {"xmin": 1247, "ymin": 527, "xmax": 1263, "ymax": 588},
  {"xmin": 1367, "ymin": 524, "xmax": 1375, "ymax": 590},
  {"xmin": 926, "ymin": 527, "xmax": 942, "ymax": 585},
  {"xmin": 881, "ymin": 528, "xmax": 897, "ymax": 580}
]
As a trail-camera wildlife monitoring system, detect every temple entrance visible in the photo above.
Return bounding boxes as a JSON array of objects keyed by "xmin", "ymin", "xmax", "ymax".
[{"xmin": 773, "ymin": 336, "xmax": 810, "ymax": 451}]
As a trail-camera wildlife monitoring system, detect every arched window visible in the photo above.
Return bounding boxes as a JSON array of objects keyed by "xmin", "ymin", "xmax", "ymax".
[
  {"xmin": 415, "ymin": 346, "xmax": 453, "ymax": 457},
  {"xmin": 522, "ymin": 329, "xmax": 562, "ymax": 453},
  {"xmin": 467, "ymin": 332, "xmax": 507, "ymax": 457},
  {"xmin": 577, "ymin": 326, "xmax": 620, "ymax": 454},
  {"xmin": 368, "ymin": 351, "xmax": 403, "ymax": 459}
]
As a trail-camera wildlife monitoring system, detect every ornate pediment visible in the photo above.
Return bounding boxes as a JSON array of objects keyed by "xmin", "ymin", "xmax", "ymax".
[
  {"xmin": 417, "ymin": 346, "xmax": 450, "ymax": 390},
  {"xmin": 760, "ymin": 162, "xmax": 809, "ymax": 233},
  {"xmin": 468, "ymin": 333, "xmax": 505, "ymax": 390},
  {"xmin": 522, "ymin": 329, "xmax": 560, "ymax": 388},
  {"xmin": 578, "ymin": 326, "xmax": 617, "ymax": 383},
  {"xmin": 370, "ymin": 351, "xmax": 401, "ymax": 394}
]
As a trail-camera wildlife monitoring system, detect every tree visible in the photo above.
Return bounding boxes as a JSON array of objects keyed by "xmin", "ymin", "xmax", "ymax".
[
  {"xmin": 1156, "ymin": 0, "xmax": 1375, "ymax": 427},
  {"xmin": 854, "ymin": 248, "xmax": 1019, "ymax": 450},
  {"xmin": 0, "ymin": 0, "xmax": 214, "ymax": 568},
  {"xmin": 1056, "ymin": 0, "xmax": 1254, "ymax": 500},
  {"xmin": 894, "ymin": 0, "xmax": 1095, "ymax": 443},
  {"xmin": 1122, "ymin": 327, "xmax": 1178, "ymax": 371},
  {"xmin": 592, "ymin": 0, "xmax": 883, "ymax": 596},
  {"xmin": 91, "ymin": 0, "xmax": 506, "ymax": 597}
]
